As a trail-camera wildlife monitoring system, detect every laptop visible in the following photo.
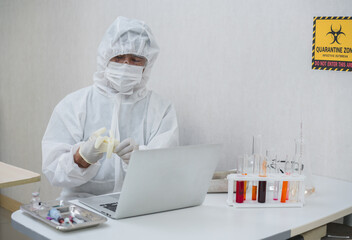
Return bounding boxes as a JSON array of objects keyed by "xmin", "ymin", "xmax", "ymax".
[{"xmin": 79, "ymin": 144, "xmax": 221, "ymax": 219}]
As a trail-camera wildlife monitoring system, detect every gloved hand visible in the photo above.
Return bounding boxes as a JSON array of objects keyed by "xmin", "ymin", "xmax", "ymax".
[
  {"xmin": 78, "ymin": 127, "xmax": 107, "ymax": 165},
  {"xmin": 95, "ymin": 129, "xmax": 119, "ymax": 159},
  {"xmin": 114, "ymin": 138, "xmax": 139, "ymax": 164}
]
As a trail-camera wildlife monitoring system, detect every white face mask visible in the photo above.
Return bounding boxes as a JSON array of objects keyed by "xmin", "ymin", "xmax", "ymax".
[{"xmin": 104, "ymin": 62, "xmax": 144, "ymax": 95}]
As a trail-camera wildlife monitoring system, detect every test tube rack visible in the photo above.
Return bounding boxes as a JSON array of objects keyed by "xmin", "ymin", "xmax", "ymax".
[{"xmin": 227, "ymin": 173, "xmax": 305, "ymax": 208}]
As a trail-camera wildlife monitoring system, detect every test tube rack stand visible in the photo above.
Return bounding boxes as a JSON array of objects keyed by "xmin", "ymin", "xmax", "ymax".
[{"xmin": 227, "ymin": 173, "xmax": 306, "ymax": 208}]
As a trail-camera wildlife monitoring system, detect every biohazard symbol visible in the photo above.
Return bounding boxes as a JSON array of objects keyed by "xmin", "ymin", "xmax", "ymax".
[{"xmin": 326, "ymin": 25, "xmax": 346, "ymax": 44}]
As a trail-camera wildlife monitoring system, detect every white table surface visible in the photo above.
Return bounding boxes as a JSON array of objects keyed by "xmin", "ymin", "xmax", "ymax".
[
  {"xmin": 0, "ymin": 162, "xmax": 40, "ymax": 188},
  {"xmin": 12, "ymin": 175, "xmax": 352, "ymax": 240}
]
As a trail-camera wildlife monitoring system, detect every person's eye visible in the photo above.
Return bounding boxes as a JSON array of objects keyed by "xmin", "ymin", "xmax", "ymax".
[{"xmin": 132, "ymin": 58, "xmax": 141, "ymax": 62}]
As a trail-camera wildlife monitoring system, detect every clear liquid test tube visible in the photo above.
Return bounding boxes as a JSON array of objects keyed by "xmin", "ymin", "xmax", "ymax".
[
  {"xmin": 289, "ymin": 155, "xmax": 299, "ymax": 202},
  {"xmin": 286, "ymin": 158, "xmax": 291, "ymax": 200},
  {"xmin": 273, "ymin": 156, "xmax": 280, "ymax": 201}
]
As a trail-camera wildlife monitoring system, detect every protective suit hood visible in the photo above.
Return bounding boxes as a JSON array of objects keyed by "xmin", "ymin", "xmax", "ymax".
[{"xmin": 94, "ymin": 16, "xmax": 160, "ymax": 96}]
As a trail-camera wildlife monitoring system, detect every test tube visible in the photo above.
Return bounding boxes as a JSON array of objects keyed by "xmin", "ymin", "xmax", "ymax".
[
  {"xmin": 289, "ymin": 155, "xmax": 299, "ymax": 202},
  {"xmin": 243, "ymin": 154, "xmax": 248, "ymax": 201},
  {"xmin": 280, "ymin": 156, "xmax": 289, "ymax": 203},
  {"xmin": 251, "ymin": 183, "xmax": 257, "ymax": 201},
  {"xmin": 281, "ymin": 181, "xmax": 288, "ymax": 203},
  {"xmin": 251, "ymin": 135, "xmax": 262, "ymax": 201},
  {"xmin": 286, "ymin": 158, "xmax": 292, "ymax": 201},
  {"xmin": 251, "ymin": 154, "xmax": 259, "ymax": 201},
  {"xmin": 236, "ymin": 181, "xmax": 244, "ymax": 203},
  {"xmin": 294, "ymin": 138, "xmax": 303, "ymax": 175},
  {"xmin": 266, "ymin": 149, "xmax": 276, "ymax": 199},
  {"xmin": 236, "ymin": 155, "xmax": 245, "ymax": 203},
  {"xmin": 258, "ymin": 155, "xmax": 267, "ymax": 203},
  {"xmin": 273, "ymin": 156, "xmax": 280, "ymax": 201}
]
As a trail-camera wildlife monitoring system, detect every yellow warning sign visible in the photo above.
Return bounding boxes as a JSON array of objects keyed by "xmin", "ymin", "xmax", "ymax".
[{"xmin": 312, "ymin": 17, "xmax": 352, "ymax": 72}]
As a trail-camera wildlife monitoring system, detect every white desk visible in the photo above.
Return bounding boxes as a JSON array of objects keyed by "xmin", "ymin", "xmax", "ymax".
[{"xmin": 11, "ymin": 175, "xmax": 352, "ymax": 240}]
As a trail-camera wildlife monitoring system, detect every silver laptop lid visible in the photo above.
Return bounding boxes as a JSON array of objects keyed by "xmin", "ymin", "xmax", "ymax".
[{"xmin": 116, "ymin": 144, "xmax": 221, "ymax": 219}]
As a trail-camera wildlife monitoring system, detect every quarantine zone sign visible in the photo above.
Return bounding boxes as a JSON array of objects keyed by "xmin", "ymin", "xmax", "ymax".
[{"xmin": 312, "ymin": 16, "xmax": 352, "ymax": 72}]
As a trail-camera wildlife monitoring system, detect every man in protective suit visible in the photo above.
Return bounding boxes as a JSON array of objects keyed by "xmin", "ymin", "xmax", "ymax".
[{"xmin": 42, "ymin": 16, "xmax": 179, "ymax": 200}]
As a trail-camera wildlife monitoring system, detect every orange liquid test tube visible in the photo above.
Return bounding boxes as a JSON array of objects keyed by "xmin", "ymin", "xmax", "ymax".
[
  {"xmin": 252, "ymin": 185, "xmax": 257, "ymax": 200},
  {"xmin": 244, "ymin": 181, "xmax": 247, "ymax": 200},
  {"xmin": 281, "ymin": 181, "xmax": 288, "ymax": 203},
  {"xmin": 243, "ymin": 173, "xmax": 247, "ymax": 200},
  {"xmin": 281, "ymin": 157, "xmax": 290, "ymax": 203}
]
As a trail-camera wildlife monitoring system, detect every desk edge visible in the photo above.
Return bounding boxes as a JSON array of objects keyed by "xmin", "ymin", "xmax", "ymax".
[
  {"xmin": 291, "ymin": 206, "xmax": 352, "ymax": 236},
  {"xmin": 0, "ymin": 175, "xmax": 41, "ymax": 188}
]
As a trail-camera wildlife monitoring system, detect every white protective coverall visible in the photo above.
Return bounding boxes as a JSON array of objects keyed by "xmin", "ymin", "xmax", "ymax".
[{"xmin": 42, "ymin": 16, "xmax": 179, "ymax": 200}]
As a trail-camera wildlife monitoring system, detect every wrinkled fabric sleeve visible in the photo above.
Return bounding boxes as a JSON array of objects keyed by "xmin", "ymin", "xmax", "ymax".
[
  {"xmin": 42, "ymin": 98, "xmax": 101, "ymax": 188},
  {"xmin": 142, "ymin": 103, "xmax": 179, "ymax": 150},
  {"xmin": 121, "ymin": 103, "xmax": 179, "ymax": 172}
]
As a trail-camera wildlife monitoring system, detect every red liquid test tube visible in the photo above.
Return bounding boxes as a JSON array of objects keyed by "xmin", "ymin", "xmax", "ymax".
[{"xmin": 236, "ymin": 181, "xmax": 244, "ymax": 203}]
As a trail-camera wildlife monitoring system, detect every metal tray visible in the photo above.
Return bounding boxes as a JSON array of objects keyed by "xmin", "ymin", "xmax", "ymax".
[{"xmin": 21, "ymin": 200, "xmax": 107, "ymax": 231}]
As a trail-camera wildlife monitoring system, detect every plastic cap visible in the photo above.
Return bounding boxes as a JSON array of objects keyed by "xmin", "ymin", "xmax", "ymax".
[{"xmin": 32, "ymin": 192, "xmax": 39, "ymax": 197}]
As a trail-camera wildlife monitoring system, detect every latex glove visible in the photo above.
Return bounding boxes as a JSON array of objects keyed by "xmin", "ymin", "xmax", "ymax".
[
  {"xmin": 79, "ymin": 127, "xmax": 107, "ymax": 164},
  {"xmin": 114, "ymin": 138, "xmax": 139, "ymax": 164},
  {"xmin": 95, "ymin": 129, "xmax": 120, "ymax": 158}
]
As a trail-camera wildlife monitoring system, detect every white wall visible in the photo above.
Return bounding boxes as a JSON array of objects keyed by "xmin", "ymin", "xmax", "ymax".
[{"xmin": 1, "ymin": 0, "xmax": 351, "ymax": 203}]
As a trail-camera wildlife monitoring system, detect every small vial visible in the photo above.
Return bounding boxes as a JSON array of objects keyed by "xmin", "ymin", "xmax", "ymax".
[
  {"xmin": 49, "ymin": 208, "xmax": 64, "ymax": 224},
  {"xmin": 73, "ymin": 217, "xmax": 85, "ymax": 224},
  {"xmin": 31, "ymin": 192, "xmax": 41, "ymax": 210},
  {"xmin": 64, "ymin": 217, "xmax": 73, "ymax": 226}
]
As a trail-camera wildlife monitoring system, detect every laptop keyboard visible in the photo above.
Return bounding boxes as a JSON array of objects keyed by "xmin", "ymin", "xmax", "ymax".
[{"xmin": 100, "ymin": 202, "xmax": 118, "ymax": 212}]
